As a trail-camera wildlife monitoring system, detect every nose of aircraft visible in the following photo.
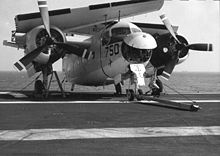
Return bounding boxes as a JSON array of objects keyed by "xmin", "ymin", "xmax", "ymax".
[{"xmin": 122, "ymin": 32, "xmax": 157, "ymax": 64}]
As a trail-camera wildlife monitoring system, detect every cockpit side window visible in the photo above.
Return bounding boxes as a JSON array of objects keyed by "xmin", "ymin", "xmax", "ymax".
[
  {"xmin": 111, "ymin": 27, "xmax": 131, "ymax": 37},
  {"xmin": 102, "ymin": 30, "xmax": 110, "ymax": 45}
]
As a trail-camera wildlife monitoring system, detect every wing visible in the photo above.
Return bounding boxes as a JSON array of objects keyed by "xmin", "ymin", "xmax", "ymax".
[
  {"xmin": 133, "ymin": 22, "xmax": 178, "ymax": 36},
  {"xmin": 15, "ymin": 0, "xmax": 164, "ymax": 34}
]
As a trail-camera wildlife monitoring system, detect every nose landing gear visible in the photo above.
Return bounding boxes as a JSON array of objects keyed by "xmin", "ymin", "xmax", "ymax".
[
  {"xmin": 126, "ymin": 89, "xmax": 135, "ymax": 101},
  {"xmin": 150, "ymin": 78, "xmax": 163, "ymax": 97},
  {"xmin": 125, "ymin": 73, "xmax": 199, "ymax": 111},
  {"xmin": 114, "ymin": 83, "xmax": 122, "ymax": 95}
]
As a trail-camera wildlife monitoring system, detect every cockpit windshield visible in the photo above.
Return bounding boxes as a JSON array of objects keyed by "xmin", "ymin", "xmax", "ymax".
[
  {"xmin": 102, "ymin": 22, "xmax": 143, "ymax": 45},
  {"xmin": 111, "ymin": 27, "xmax": 131, "ymax": 37}
]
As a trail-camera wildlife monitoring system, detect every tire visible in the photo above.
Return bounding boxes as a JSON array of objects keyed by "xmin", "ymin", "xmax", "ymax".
[
  {"xmin": 34, "ymin": 80, "xmax": 45, "ymax": 95},
  {"xmin": 126, "ymin": 89, "xmax": 135, "ymax": 101},
  {"xmin": 138, "ymin": 89, "xmax": 143, "ymax": 95},
  {"xmin": 151, "ymin": 79, "xmax": 163, "ymax": 96},
  {"xmin": 115, "ymin": 83, "xmax": 122, "ymax": 95}
]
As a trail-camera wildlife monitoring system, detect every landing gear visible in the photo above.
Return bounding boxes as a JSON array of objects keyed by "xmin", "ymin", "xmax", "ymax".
[
  {"xmin": 151, "ymin": 79, "xmax": 163, "ymax": 97},
  {"xmin": 114, "ymin": 83, "xmax": 122, "ymax": 95},
  {"xmin": 125, "ymin": 76, "xmax": 163, "ymax": 101},
  {"xmin": 137, "ymin": 89, "xmax": 144, "ymax": 95},
  {"xmin": 33, "ymin": 71, "xmax": 65, "ymax": 99},
  {"xmin": 34, "ymin": 80, "xmax": 45, "ymax": 98},
  {"xmin": 126, "ymin": 89, "xmax": 135, "ymax": 101}
]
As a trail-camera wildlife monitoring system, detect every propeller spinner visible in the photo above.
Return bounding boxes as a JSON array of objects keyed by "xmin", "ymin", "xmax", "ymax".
[
  {"xmin": 14, "ymin": 0, "xmax": 84, "ymax": 71},
  {"xmin": 159, "ymin": 14, "xmax": 213, "ymax": 80}
]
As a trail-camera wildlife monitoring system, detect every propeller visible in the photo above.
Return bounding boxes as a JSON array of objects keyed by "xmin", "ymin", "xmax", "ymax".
[
  {"xmin": 38, "ymin": 0, "xmax": 51, "ymax": 37},
  {"xmin": 159, "ymin": 14, "xmax": 213, "ymax": 80},
  {"xmin": 185, "ymin": 43, "xmax": 213, "ymax": 51},
  {"xmin": 14, "ymin": 43, "xmax": 47, "ymax": 71},
  {"xmin": 160, "ymin": 14, "xmax": 181, "ymax": 44},
  {"xmin": 14, "ymin": 0, "xmax": 86, "ymax": 71}
]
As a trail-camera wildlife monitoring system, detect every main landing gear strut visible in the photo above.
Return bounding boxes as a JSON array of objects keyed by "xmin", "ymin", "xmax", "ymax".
[
  {"xmin": 34, "ymin": 71, "xmax": 65, "ymax": 98},
  {"xmin": 114, "ymin": 83, "xmax": 122, "ymax": 95}
]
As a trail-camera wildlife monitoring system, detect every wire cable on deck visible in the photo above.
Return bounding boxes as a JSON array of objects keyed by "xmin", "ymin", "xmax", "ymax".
[
  {"xmin": 163, "ymin": 83, "xmax": 196, "ymax": 104},
  {"xmin": 20, "ymin": 73, "xmax": 42, "ymax": 91}
]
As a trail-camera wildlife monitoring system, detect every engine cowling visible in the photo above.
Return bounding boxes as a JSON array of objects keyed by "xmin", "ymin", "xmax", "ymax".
[
  {"xmin": 25, "ymin": 25, "xmax": 66, "ymax": 64},
  {"xmin": 150, "ymin": 33, "xmax": 189, "ymax": 73}
]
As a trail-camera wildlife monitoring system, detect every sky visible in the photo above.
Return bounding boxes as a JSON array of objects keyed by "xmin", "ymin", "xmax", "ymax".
[{"xmin": 0, "ymin": 0, "xmax": 219, "ymax": 72}]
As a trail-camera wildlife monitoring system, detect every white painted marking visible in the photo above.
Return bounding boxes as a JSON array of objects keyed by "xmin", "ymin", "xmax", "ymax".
[
  {"xmin": 39, "ymin": 5, "xmax": 48, "ymax": 8},
  {"xmin": 0, "ymin": 100, "xmax": 219, "ymax": 105},
  {"xmin": 82, "ymin": 49, "xmax": 87, "ymax": 58},
  {"xmin": 160, "ymin": 75, "xmax": 169, "ymax": 81},
  {"xmin": 141, "ymin": 100, "xmax": 220, "ymax": 103},
  {"xmin": 163, "ymin": 71, "xmax": 171, "ymax": 77},
  {"xmin": 0, "ymin": 101, "xmax": 129, "ymax": 104},
  {"xmin": 0, "ymin": 126, "xmax": 219, "ymax": 141},
  {"xmin": 0, "ymin": 92, "xmax": 27, "ymax": 98},
  {"xmin": 160, "ymin": 14, "xmax": 167, "ymax": 21},
  {"xmin": 130, "ymin": 64, "xmax": 146, "ymax": 86}
]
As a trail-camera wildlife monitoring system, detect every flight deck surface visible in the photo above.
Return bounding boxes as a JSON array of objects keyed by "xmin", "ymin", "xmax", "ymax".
[{"xmin": 0, "ymin": 92, "xmax": 219, "ymax": 155}]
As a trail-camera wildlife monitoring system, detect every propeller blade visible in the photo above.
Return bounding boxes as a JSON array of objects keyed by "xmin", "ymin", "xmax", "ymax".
[
  {"xmin": 14, "ymin": 44, "xmax": 47, "ymax": 71},
  {"xmin": 38, "ymin": 0, "xmax": 51, "ymax": 37},
  {"xmin": 47, "ymin": 42, "xmax": 93, "ymax": 64},
  {"xmin": 186, "ymin": 43, "xmax": 213, "ymax": 51},
  {"xmin": 160, "ymin": 14, "xmax": 181, "ymax": 44},
  {"xmin": 47, "ymin": 49, "xmax": 65, "ymax": 64},
  {"xmin": 55, "ymin": 42, "xmax": 85, "ymax": 57},
  {"xmin": 161, "ymin": 58, "xmax": 178, "ymax": 81}
]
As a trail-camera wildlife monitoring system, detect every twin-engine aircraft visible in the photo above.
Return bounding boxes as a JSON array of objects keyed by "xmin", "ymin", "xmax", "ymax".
[{"xmin": 3, "ymin": 0, "xmax": 212, "ymax": 100}]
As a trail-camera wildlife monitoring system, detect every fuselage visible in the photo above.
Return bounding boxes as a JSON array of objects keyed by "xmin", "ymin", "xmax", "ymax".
[{"xmin": 62, "ymin": 21, "xmax": 156, "ymax": 86}]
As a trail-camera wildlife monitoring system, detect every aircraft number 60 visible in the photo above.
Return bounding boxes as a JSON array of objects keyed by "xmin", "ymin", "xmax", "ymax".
[{"xmin": 105, "ymin": 43, "xmax": 120, "ymax": 57}]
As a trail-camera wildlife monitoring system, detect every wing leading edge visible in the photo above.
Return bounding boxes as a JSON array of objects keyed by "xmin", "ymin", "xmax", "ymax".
[
  {"xmin": 15, "ymin": 0, "xmax": 164, "ymax": 33},
  {"xmin": 133, "ymin": 22, "xmax": 178, "ymax": 36}
]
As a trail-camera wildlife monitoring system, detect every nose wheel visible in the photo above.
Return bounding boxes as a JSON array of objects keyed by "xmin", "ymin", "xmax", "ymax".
[
  {"xmin": 114, "ymin": 83, "xmax": 122, "ymax": 95},
  {"xmin": 151, "ymin": 79, "xmax": 163, "ymax": 97},
  {"xmin": 126, "ymin": 89, "xmax": 135, "ymax": 101}
]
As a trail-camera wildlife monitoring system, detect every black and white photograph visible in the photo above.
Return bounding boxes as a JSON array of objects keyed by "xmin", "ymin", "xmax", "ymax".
[{"xmin": 0, "ymin": 0, "xmax": 219, "ymax": 155}]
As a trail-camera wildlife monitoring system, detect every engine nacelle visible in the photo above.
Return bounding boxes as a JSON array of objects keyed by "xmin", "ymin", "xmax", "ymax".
[
  {"xmin": 176, "ymin": 38, "xmax": 189, "ymax": 65},
  {"xmin": 150, "ymin": 34, "xmax": 189, "ymax": 69},
  {"xmin": 25, "ymin": 25, "xmax": 66, "ymax": 64}
]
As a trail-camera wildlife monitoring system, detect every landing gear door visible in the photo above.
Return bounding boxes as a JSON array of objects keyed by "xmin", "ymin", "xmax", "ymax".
[{"xmin": 130, "ymin": 64, "xmax": 146, "ymax": 87}]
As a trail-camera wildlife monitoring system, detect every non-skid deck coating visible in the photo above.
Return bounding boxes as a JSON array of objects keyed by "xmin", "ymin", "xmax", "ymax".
[{"xmin": 0, "ymin": 91, "xmax": 219, "ymax": 155}]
